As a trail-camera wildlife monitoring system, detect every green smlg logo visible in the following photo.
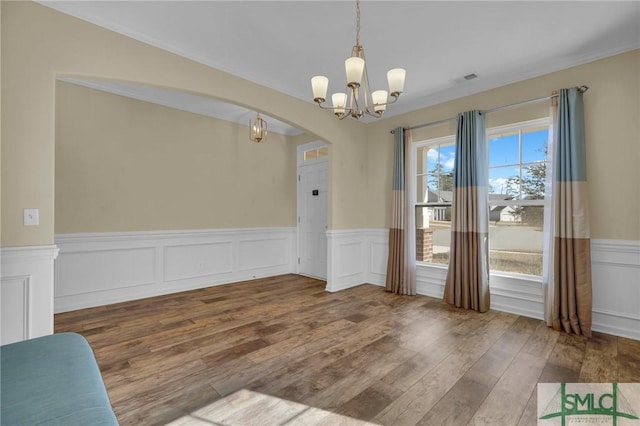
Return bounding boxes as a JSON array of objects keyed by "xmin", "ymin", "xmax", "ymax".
[{"xmin": 539, "ymin": 383, "xmax": 639, "ymax": 425}]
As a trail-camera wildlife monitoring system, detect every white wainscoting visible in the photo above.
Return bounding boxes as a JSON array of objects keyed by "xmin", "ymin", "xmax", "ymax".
[
  {"xmin": 416, "ymin": 263, "xmax": 545, "ymax": 322},
  {"xmin": 415, "ymin": 264, "xmax": 447, "ymax": 298},
  {"xmin": 54, "ymin": 228, "xmax": 296, "ymax": 313},
  {"xmin": 52, "ymin": 227, "xmax": 640, "ymax": 339},
  {"xmin": 325, "ymin": 229, "xmax": 388, "ymax": 292},
  {"xmin": 415, "ymin": 252, "xmax": 545, "ymax": 322},
  {"xmin": 327, "ymin": 229, "xmax": 640, "ymax": 340},
  {"xmin": 1, "ymin": 245, "xmax": 59, "ymax": 344},
  {"xmin": 591, "ymin": 239, "xmax": 640, "ymax": 340}
]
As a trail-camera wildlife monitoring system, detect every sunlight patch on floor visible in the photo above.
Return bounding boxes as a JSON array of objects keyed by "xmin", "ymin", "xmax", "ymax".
[{"xmin": 166, "ymin": 389, "xmax": 379, "ymax": 425}]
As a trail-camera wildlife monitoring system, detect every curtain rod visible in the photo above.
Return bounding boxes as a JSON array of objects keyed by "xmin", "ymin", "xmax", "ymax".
[{"xmin": 390, "ymin": 85, "xmax": 589, "ymax": 134}]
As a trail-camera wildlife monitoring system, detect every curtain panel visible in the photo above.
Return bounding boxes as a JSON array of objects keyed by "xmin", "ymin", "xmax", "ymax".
[
  {"xmin": 386, "ymin": 127, "xmax": 416, "ymax": 295},
  {"xmin": 443, "ymin": 111, "xmax": 490, "ymax": 312},
  {"xmin": 547, "ymin": 88, "xmax": 593, "ymax": 337}
]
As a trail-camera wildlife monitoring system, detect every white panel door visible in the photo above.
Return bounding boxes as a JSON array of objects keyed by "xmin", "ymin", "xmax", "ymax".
[{"xmin": 298, "ymin": 161, "xmax": 327, "ymax": 279}]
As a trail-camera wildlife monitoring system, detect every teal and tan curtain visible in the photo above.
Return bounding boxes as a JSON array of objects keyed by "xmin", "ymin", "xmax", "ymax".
[
  {"xmin": 444, "ymin": 111, "xmax": 490, "ymax": 312},
  {"xmin": 545, "ymin": 88, "xmax": 592, "ymax": 337},
  {"xmin": 386, "ymin": 127, "xmax": 416, "ymax": 295}
]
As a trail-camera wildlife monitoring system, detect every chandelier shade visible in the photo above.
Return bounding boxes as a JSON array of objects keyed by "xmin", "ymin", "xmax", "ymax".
[
  {"xmin": 310, "ymin": 0, "xmax": 405, "ymax": 120},
  {"xmin": 332, "ymin": 93, "xmax": 347, "ymax": 115},
  {"xmin": 345, "ymin": 57, "xmax": 365, "ymax": 87},
  {"xmin": 311, "ymin": 76, "xmax": 329, "ymax": 103},
  {"xmin": 372, "ymin": 90, "xmax": 388, "ymax": 113},
  {"xmin": 387, "ymin": 69, "xmax": 407, "ymax": 97}
]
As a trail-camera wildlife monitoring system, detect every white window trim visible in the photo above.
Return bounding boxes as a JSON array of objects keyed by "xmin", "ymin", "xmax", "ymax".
[
  {"xmin": 487, "ymin": 117, "xmax": 550, "ymax": 136},
  {"xmin": 487, "ymin": 117, "xmax": 549, "ymax": 207},
  {"xmin": 297, "ymin": 140, "xmax": 329, "ymax": 165},
  {"xmin": 487, "ymin": 117, "xmax": 549, "ymax": 280},
  {"xmin": 412, "ymin": 118, "xmax": 550, "ymax": 280},
  {"xmin": 413, "ymin": 135, "xmax": 456, "ymax": 205}
]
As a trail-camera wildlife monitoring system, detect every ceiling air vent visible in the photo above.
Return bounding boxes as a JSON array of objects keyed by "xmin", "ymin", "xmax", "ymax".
[{"xmin": 463, "ymin": 73, "xmax": 478, "ymax": 81}]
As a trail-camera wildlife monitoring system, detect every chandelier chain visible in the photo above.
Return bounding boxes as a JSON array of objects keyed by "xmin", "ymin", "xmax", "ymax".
[
  {"xmin": 310, "ymin": 0, "xmax": 405, "ymax": 119},
  {"xmin": 355, "ymin": 0, "xmax": 360, "ymax": 46}
]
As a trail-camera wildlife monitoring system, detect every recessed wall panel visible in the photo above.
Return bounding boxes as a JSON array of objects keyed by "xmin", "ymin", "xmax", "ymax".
[
  {"xmin": 164, "ymin": 241, "xmax": 233, "ymax": 281},
  {"xmin": 56, "ymin": 247, "xmax": 155, "ymax": 296}
]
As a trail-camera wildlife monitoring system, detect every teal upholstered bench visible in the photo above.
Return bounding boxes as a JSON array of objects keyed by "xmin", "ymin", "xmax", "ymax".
[{"xmin": 1, "ymin": 332, "xmax": 118, "ymax": 425}]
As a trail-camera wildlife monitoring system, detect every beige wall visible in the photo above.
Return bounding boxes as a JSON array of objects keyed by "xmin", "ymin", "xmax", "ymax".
[
  {"xmin": 0, "ymin": 0, "xmax": 3, "ymax": 245},
  {"xmin": 366, "ymin": 49, "xmax": 640, "ymax": 241},
  {"xmin": 2, "ymin": 2, "xmax": 638, "ymax": 247},
  {"xmin": 1, "ymin": 1, "xmax": 367, "ymax": 247},
  {"xmin": 55, "ymin": 82, "xmax": 296, "ymax": 233}
]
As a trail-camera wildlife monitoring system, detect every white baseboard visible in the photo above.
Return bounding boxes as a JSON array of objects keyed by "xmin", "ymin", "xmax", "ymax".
[
  {"xmin": 416, "ymin": 264, "xmax": 545, "ymax": 321},
  {"xmin": 489, "ymin": 274, "xmax": 544, "ymax": 320},
  {"xmin": 54, "ymin": 228, "xmax": 296, "ymax": 313},
  {"xmin": 52, "ymin": 227, "xmax": 640, "ymax": 340},
  {"xmin": 327, "ymin": 229, "xmax": 640, "ymax": 340},
  {"xmin": 325, "ymin": 228, "xmax": 545, "ymax": 320},
  {"xmin": 1, "ymin": 245, "xmax": 59, "ymax": 344},
  {"xmin": 415, "ymin": 264, "xmax": 447, "ymax": 298}
]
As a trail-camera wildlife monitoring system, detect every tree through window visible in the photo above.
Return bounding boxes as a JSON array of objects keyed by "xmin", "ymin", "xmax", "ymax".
[
  {"xmin": 413, "ymin": 118, "xmax": 550, "ymax": 278},
  {"xmin": 415, "ymin": 136, "xmax": 456, "ymax": 264},
  {"xmin": 487, "ymin": 119, "xmax": 549, "ymax": 276}
]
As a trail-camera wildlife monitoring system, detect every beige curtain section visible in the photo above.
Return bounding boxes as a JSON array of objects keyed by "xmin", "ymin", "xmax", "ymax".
[
  {"xmin": 554, "ymin": 237, "xmax": 593, "ymax": 336},
  {"xmin": 386, "ymin": 128, "xmax": 416, "ymax": 295},
  {"xmin": 445, "ymin": 227, "xmax": 490, "ymax": 311}
]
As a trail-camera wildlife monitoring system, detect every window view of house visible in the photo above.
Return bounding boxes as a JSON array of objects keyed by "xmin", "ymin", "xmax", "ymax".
[
  {"xmin": 487, "ymin": 120, "xmax": 549, "ymax": 276},
  {"xmin": 415, "ymin": 137, "xmax": 456, "ymax": 265},
  {"xmin": 414, "ymin": 119, "xmax": 549, "ymax": 277}
]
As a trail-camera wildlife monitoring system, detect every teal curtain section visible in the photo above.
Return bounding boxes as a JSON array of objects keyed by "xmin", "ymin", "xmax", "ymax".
[
  {"xmin": 386, "ymin": 127, "xmax": 416, "ymax": 295},
  {"xmin": 444, "ymin": 111, "xmax": 490, "ymax": 312},
  {"xmin": 551, "ymin": 88, "xmax": 592, "ymax": 337},
  {"xmin": 391, "ymin": 127, "xmax": 405, "ymax": 191}
]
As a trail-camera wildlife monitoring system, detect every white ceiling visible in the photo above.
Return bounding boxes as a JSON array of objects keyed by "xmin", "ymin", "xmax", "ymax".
[{"xmin": 43, "ymin": 1, "xmax": 640, "ymax": 133}]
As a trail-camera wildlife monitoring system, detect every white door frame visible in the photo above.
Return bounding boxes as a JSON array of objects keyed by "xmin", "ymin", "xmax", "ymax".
[{"xmin": 296, "ymin": 140, "xmax": 329, "ymax": 278}]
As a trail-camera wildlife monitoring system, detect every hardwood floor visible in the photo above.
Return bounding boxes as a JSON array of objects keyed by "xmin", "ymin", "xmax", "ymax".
[{"xmin": 54, "ymin": 274, "xmax": 640, "ymax": 425}]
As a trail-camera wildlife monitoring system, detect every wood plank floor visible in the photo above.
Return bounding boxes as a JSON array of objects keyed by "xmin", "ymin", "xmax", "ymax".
[{"xmin": 54, "ymin": 274, "xmax": 640, "ymax": 426}]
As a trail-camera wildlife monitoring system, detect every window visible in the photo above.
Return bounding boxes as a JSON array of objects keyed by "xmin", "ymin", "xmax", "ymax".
[
  {"xmin": 412, "ymin": 118, "xmax": 550, "ymax": 277},
  {"xmin": 414, "ymin": 136, "xmax": 456, "ymax": 264},
  {"xmin": 487, "ymin": 119, "xmax": 549, "ymax": 276},
  {"xmin": 303, "ymin": 146, "xmax": 328, "ymax": 162}
]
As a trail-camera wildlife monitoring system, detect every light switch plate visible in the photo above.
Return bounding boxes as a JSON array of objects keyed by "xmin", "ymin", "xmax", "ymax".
[{"xmin": 24, "ymin": 208, "xmax": 39, "ymax": 226}]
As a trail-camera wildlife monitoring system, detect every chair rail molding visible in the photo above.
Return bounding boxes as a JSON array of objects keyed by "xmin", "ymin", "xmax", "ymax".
[{"xmin": 1, "ymin": 245, "xmax": 59, "ymax": 344}]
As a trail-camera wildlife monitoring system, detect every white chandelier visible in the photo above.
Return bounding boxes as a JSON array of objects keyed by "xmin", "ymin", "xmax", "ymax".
[{"xmin": 311, "ymin": 0, "xmax": 406, "ymax": 120}]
